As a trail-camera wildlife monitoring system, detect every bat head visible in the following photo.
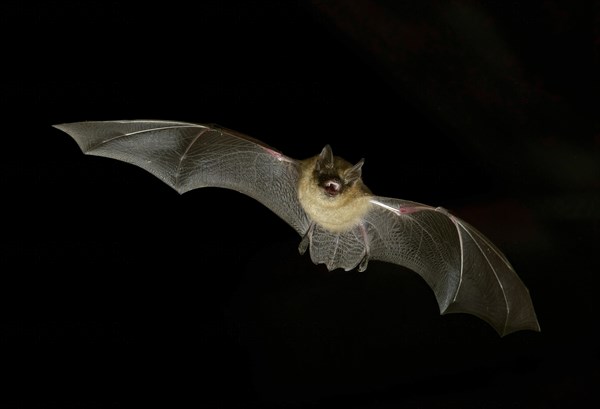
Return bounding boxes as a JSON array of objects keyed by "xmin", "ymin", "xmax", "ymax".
[{"xmin": 314, "ymin": 145, "xmax": 365, "ymax": 197}]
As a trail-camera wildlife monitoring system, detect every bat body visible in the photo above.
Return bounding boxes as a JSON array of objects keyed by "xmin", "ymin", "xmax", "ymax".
[{"xmin": 54, "ymin": 120, "xmax": 540, "ymax": 336}]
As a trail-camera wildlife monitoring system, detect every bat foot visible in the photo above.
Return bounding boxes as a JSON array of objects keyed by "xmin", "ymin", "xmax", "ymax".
[
  {"xmin": 357, "ymin": 222, "xmax": 370, "ymax": 272},
  {"xmin": 358, "ymin": 255, "xmax": 369, "ymax": 272},
  {"xmin": 298, "ymin": 224, "xmax": 315, "ymax": 255},
  {"xmin": 298, "ymin": 236, "xmax": 309, "ymax": 255}
]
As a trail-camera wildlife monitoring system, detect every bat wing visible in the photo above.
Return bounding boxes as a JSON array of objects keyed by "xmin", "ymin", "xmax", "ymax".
[
  {"xmin": 53, "ymin": 120, "xmax": 310, "ymax": 235},
  {"xmin": 55, "ymin": 121, "xmax": 538, "ymax": 335},
  {"xmin": 305, "ymin": 196, "xmax": 540, "ymax": 336}
]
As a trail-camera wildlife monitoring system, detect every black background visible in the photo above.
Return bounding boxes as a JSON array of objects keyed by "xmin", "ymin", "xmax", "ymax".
[{"xmin": 2, "ymin": 1, "xmax": 599, "ymax": 408}]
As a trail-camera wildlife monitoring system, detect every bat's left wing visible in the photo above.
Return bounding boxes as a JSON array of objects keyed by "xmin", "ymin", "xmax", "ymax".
[
  {"xmin": 305, "ymin": 196, "xmax": 540, "ymax": 336},
  {"xmin": 53, "ymin": 120, "xmax": 310, "ymax": 235}
]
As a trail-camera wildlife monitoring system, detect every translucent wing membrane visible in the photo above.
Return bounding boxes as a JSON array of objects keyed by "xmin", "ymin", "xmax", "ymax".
[
  {"xmin": 54, "ymin": 120, "xmax": 310, "ymax": 234},
  {"xmin": 367, "ymin": 197, "xmax": 539, "ymax": 336},
  {"xmin": 302, "ymin": 196, "xmax": 539, "ymax": 335}
]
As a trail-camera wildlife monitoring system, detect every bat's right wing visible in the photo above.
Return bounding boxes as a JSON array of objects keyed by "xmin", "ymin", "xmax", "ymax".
[
  {"xmin": 365, "ymin": 196, "xmax": 540, "ymax": 336},
  {"xmin": 53, "ymin": 120, "xmax": 311, "ymax": 235}
]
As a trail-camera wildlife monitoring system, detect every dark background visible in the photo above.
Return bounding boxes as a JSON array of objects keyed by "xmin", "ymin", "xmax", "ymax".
[{"xmin": 2, "ymin": 1, "xmax": 599, "ymax": 408}]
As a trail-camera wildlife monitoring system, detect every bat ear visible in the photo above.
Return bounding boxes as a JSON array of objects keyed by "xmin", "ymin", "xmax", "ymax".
[
  {"xmin": 344, "ymin": 158, "xmax": 364, "ymax": 184},
  {"xmin": 316, "ymin": 144, "xmax": 334, "ymax": 171}
]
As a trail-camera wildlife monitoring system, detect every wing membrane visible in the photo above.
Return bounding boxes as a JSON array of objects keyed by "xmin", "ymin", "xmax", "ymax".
[
  {"xmin": 54, "ymin": 120, "xmax": 310, "ymax": 235},
  {"xmin": 368, "ymin": 197, "xmax": 540, "ymax": 336}
]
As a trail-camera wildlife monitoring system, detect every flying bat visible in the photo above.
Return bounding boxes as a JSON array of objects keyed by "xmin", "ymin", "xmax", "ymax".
[{"xmin": 54, "ymin": 120, "xmax": 540, "ymax": 336}]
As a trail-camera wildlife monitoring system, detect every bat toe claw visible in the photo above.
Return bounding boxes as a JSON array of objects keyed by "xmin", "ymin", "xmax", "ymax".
[
  {"xmin": 298, "ymin": 238, "xmax": 308, "ymax": 255},
  {"xmin": 298, "ymin": 224, "xmax": 314, "ymax": 255},
  {"xmin": 358, "ymin": 255, "xmax": 369, "ymax": 272}
]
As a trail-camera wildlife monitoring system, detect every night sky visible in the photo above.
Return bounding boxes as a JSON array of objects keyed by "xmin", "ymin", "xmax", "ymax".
[{"xmin": 3, "ymin": 1, "xmax": 599, "ymax": 408}]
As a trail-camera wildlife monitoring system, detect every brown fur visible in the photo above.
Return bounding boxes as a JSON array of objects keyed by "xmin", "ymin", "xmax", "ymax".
[{"xmin": 297, "ymin": 156, "xmax": 372, "ymax": 233}]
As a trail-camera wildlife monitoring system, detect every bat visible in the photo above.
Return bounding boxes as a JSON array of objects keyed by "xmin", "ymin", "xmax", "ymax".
[{"xmin": 54, "ymin": 120, "xmax": 540, "ymax": 336}]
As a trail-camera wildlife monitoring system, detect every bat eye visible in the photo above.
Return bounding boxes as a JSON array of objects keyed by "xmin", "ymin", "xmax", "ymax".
[{"xmin": 323, "ymin": 180, "xmax": 342, "ymax": 196}]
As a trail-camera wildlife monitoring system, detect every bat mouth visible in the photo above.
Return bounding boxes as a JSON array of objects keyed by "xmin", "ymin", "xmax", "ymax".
[{"xmin": 322, "ymin": 179, "xmax": 342, "ymax": 196}]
